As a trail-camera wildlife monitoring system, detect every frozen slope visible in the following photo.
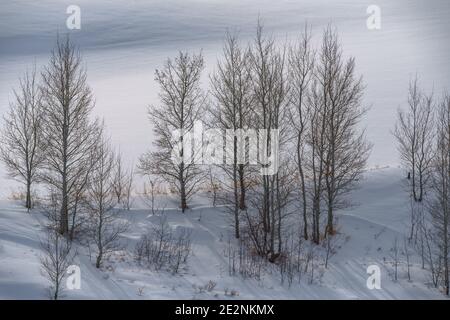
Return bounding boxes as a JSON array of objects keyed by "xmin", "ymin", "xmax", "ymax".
[{"xmin": 0, "ymin": 167, "xmax": 444, "ymax": 299}]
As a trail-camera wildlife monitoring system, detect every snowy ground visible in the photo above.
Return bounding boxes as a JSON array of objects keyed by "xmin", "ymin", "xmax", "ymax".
[{"xmin": 0, "ymin": 167, "xmax": 445, "ymax": 299}]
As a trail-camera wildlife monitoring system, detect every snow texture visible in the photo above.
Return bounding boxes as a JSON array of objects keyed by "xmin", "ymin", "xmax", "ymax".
[{"xmin": 0, "ymin": 167, "xmax": 445, "ymax": 299}]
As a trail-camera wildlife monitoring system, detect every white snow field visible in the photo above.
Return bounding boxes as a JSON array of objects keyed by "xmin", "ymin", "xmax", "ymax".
[
  {"xmin": 0, "ymin": 167, "xmax": 445, "ymax": 299},
  {"xmin": 0, "ymin": 0, "xmax": 449, "ymax": 299}
]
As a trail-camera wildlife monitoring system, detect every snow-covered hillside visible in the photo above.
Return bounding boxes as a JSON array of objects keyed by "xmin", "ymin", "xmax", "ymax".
[
  {"xmin": 0, "ymin": 167, "xmax": 444, "ymax": 299},
  {"xmin": 0, "ymin": 0, "xmax": 449, "ymax": 301}
]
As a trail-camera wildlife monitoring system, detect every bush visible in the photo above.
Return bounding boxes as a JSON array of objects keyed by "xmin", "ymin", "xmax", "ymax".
[
  {"xmin": 226, "ymin": 237, "xmax": 265, "ymax": 280},
  {"xmin": 135, "ymin": 216, "xmax": 192, "ymax": 274}
]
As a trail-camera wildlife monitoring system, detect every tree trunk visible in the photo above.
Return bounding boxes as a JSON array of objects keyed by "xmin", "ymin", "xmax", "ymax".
[
  {"xmin": 96, "ymin": 252, "xmax": 102, "ymax": 268},
  {"xmin": 233, "ymin": 163, "xmax": 240, "ymax": 239},
  {"xmin": 234, "ymin": 207, "xmax": 240, "ymax": 239},
  {"xmin": 326, "ymin": 204, "xmax": 334, "ymax": 236},
  {"xmin": 313, "ymin": 200, "xmax": 320, "ymax": 244},
  {"xmin": 238, "ymin": 164, "xmax": 246, "ymax": 210},
  {"xmin": 26, "ymin": 177, "xmax": 32, "ymax": 211},
  {"xmin": 59, "ymin": 174, "xmax": 69, "ymax": 235},
  {"xmin": 54, "ymin": 281, "xmax": 59, "ymax": 300},
  {"xmin": 297, "ymin": 145, "xmax": 308, "ymax": 240},
  {"xmin": 180, "ymin": 182, "xmax": 187, "ymax": 213}
]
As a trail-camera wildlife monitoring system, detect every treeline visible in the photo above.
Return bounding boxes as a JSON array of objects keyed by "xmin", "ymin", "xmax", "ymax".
[
  {"xmin": 4, "ymin": 21, "xmax": 448, "ymax": 298},
  {"xmin": 0, "ymin": 37, "xmax": 132, "ymax": 298},
  {"xmin": 138, "ymin": 22, "xmax": 371, "ymax": 264},
  {"xmin": 0, "ymin": 24, "xmax": 371, "ymax": 296}
]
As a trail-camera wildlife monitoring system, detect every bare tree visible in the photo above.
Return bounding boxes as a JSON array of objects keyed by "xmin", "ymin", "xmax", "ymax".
[
  {"xmin": 391, "ymin": 237, "xmax": 400, "ymax": 281},
  {"xmin": 140, "ymin": 175, "xmax": 162, "ymax": 215},
  {"xmin": 206, "ymin": 166, "xmax": 219, "ymax": 207},
  {"xmin": 288, "ymin": 24, "xmax": 315, "ymax": 240},
  {"xmin": 85, "ymin": 139, "xmax": 129, "ymax": 268},
  {"xmin": 40, "ymin": 198, "xmax": 75, "ymax": 300},
  {"xmin": 394, "ymin": 76, "xmax": 434, "ymax": 203},
  {"xmin": 135, "ymin": 215, "xmax": 192, "ymax": 274},
  {"xmin": 0, "ymin": 66, "xmax": 45, "ymax": 210},
  {"xmin": 111, "ymin": 153, "xmax": 134, "ymax": 210},
  {"xmin": 318, "ymin": 26, "xmax": 370, "ymax": 236},
  {"xmin": 245, "ymin": 21, "xmax": 293, "ymax": 260},
  {"xmin": 40, "ymin": 35, "xmax": 101, "ymax": 235},
  {"xmin": 403, "ymin": 236, "xmax": 412, "ymax": 281},
  {"xmin": 415, "ymin": 215, "xmax": 443, "ymax": 288},
  {"xmin": 139, "ymin": 51, "xmax": 206, "ymax": 213},
  {"xmin": 306, "ymin": 86, "xmax": 327, "ymax": 244},
  {"xmin": 123, "ymin": 167, "xmax": 134, "ymax": 211},
  {"xmin": 113, "ymin": 152, "xmax": 126, "ymax": 204},
  {"xmin": 428, "ymin": 93, "xmax": 450, "ymax": 295},
  {"xmin": 209, "ymin": 32, "xmax": 253, "ymax": 237},
  {"xmin": 305, "ymin": 26, "xmax": 370, "ymax": 242},
  {"xmin": 40, "ymin": 229, "xmax": 74, "ymax": 300},
  {"xmin": 323, "ymin": 230, "xmax": 342, "ymax": 269}
]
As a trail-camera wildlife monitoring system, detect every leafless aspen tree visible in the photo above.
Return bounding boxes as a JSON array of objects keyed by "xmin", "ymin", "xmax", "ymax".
[
  {"xmin": 0, "ymin": 66, "xmax": 45, "ymax": 210},
  {"xmin": 417, "ymin": 211, "xmax": 426, "ymax": 269},
  {"xmin": 139, "ymin": 51, "xmax": 206, "ymax": 213},
  {"xmin": 112, "ymin": 154, "xmax": 134, "ymax": 210},
  {"xmin": 123, "ymin": 167, "xmax": 134, "ymax": 211},
  {"xmin": 113, "ymin": 152, "xmax": 126, "ymax": 204},
  {"xmin": 306, "ymin": 83, "xmax": 327, "ymax": 244},
  {"xmin": 323, "ymin": 229, "xmax": 342, "ymax": 269},
  {"xmin": 40, "ymin": 229, "xmax": 74, "ymax": 300},
  {"xmin": 418, "ymin": 220, "xmax": 442, "ymax": 288},
  {"xmin": 288, "ymin": 25, "xmax": 315, "ymax": 240},
  {"xmin": 394, "ymin": 76, "xmax": 435, "ymax": 203},
  {"xmin": 40, "ymin": 36, "xmax": 101, "ymax": 236},
  {"xmin": 40, "ymin": 198, "xmax": 75, "ymax": 300},
  {"xmin": 403, "ymin": 236, "xmax": 412, "ymax": 281},
  {"xmin": 85, "ymin": 139, "xmax": 128, "ymax": 268},
  {"xmin": 306, "ymin": 26, "xmax": 370, "ymax": 241},
  {"xmin": 428, "ymin": 93, "xmax": 450, "ymax": 295},
  {"xmin": 140, "ymin": 175, "xmax": 164, "ymax": 215},
  {"xmin": 391, "ymin": 237, "xmax": 400, "ymax": 281},
  {"xmin": 245, "ymin": 22, "xmax": 293, "ymax": 260},
  {"xmin": 209, "ymin": 32, "xmax": 253, "ymax": 238},
  {"xmin": 206, "ymin": 166, "xmax": 220, "ymax": 207},
  {"xmin": 321, "ymin": 27, "xmax": 370, "ymax": 236}
]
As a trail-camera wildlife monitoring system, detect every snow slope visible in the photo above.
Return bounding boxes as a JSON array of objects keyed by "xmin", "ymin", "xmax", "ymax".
[
  {"xmin": 0, "ymin": 167, "xmax": 445, "ymax": 299},
  {"xmin": 0, "ymin": 1, "xmax": 449, "ymax": 299}
]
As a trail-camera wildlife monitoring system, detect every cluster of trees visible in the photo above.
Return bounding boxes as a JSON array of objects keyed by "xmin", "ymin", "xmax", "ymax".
[
  {"xmin": 0, "ymin": 24, "xmax": 364, "ymax": 292},
  {"xmin": 139, "ymin": 22, "xmax": 371, "ymax": 264},
  {"xmin": 0, "ymin": 36, "xmax": 132, "ymax": 298},
  {"xmin": 394, "ymin": 79, "xmax": 450, "ymax": 295},
  {"xmin": 10, "ymin": 23, "xmax": 449, "ymax": 298}
]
